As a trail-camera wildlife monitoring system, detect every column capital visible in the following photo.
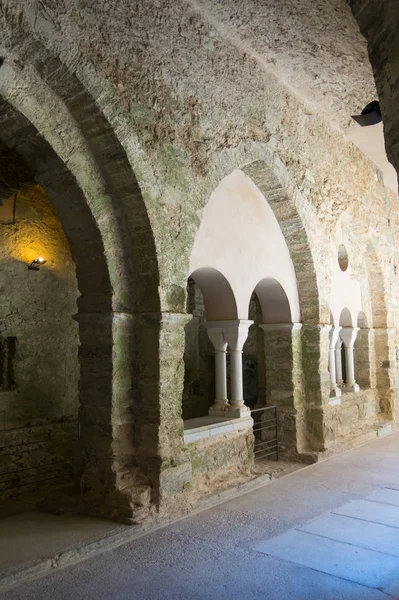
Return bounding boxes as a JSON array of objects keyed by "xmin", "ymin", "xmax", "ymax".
[
  {"xmin": 329, "ymin": 326, "xmax": 342, "ymax": 349},
  {"xmin": 206, "ymin": 319, "xmax": 253, "ymax": 352},
  {"xmin": 340, "ymin": 326, "xmax": 360, "ymax": 348},
  {"xmin": 260, "ymin": 322, "xmax": 302, "ymax": 332},
  {"xmin": 206, "ymin": 326, "xmax": 228, "ymax": 353}
]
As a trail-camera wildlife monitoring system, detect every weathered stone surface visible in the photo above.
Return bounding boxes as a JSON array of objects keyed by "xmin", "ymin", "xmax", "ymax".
[{"xmin": 0, "ymin": 0, "xmax": 398, "ymax": 524}]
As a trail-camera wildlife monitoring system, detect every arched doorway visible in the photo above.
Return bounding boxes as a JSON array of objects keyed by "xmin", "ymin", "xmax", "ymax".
[{"xmin": 0, "ymin": 57, "xmax": 160, "ymax": 522}]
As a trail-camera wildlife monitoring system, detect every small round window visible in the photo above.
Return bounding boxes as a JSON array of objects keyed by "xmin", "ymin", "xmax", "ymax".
[{"xmin": 338, "ymin": 244, "xmax": 349, "ymax": 272}]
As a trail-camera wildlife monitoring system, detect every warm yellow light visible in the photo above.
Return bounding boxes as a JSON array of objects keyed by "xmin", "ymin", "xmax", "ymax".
[{"xmin": 37, "ymin": 257, "xmax": 44, "ymax": 263}]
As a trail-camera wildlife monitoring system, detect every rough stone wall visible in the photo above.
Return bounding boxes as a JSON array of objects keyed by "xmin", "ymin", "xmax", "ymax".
[
  {"xmin": 324, "ymin": 389, "xmax": 378, "ymax": 452},
  {"xmin": 0, "ymin": 184, "xmax": 79, "ymax": 498},
  {"xmin": 187, "ymin": 429, "xmax": 254, "ymax": 496},
  {"xmin": 0, "ymin": 0, "xmax": 397, "ymax": 515}
]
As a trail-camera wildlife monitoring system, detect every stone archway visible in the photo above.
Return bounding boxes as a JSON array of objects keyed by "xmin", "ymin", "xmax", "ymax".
[
  {"xmin": 0, "ymin": 56, "xmax": 160, "ymax": 522},
  {"xmin": 185, "ymin": 162, "xmax": 322, "ymax": 456}
]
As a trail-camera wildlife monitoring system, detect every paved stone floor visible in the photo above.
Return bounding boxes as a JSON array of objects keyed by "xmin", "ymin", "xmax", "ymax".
[{"xmin": 3, "ymin": 431, "xmax": 399, "ymax": 600}]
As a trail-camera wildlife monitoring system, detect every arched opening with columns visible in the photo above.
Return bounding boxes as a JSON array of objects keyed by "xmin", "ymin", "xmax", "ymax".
[
  {"xmin": 247, "ymin": 277, "xmax": 304, "ymax": 458},
  {"xmin": 182, "ymin": 165, "xmax": 317, "ymax": 474},
  {"xmin": 182, "ymin": 269, "xmax": 237, "ymax": 421},
  {"xmin": 0, "ymin": 56, "xmax": 160, "ymax": 522}
]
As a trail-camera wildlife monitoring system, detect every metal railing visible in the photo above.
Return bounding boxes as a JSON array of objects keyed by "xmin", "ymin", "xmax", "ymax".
[{"xmin": 251, "ymin": 405, "xmax": 278, "ymax": 461}]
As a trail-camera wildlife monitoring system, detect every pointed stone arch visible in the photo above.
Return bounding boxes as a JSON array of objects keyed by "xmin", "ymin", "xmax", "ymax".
[{"xmin": 241, "ymin": 160, "xmax": 320, "ymax": 324}]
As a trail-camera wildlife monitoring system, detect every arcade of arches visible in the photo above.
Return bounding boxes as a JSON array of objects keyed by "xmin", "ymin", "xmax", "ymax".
[{"xmin": 0, "ymin": 0, "xmax": 399, "ymax": 526}]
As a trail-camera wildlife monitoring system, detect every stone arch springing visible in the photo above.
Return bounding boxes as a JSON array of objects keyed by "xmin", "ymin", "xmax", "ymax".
[{"xmin": 0, "ymin": 55, "xmax": 160, "ymax": 521}]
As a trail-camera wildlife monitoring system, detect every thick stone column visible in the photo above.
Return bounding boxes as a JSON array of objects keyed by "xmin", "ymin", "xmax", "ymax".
[
  {"xmin": 301, "ymin": 324, "xmax": 331, "ymax": 451},
  {"xmin": 374, "ymin": 327, "xmax": 397, "ymax": 417},
  {"xmin": 74, "ymin": 311, "xmax": 153, "ymax": 523},
  {"xmin": 260, "ymin": 323, "xmax": 304, "ymax": 456},
  {"xmin": 222, "ymin": 320, "xmax": 253, "ymax": 416},
  {"xmin": 340, "ymin": 327, "xmax": 360, "ymax": 392},
  {"xmin": 329, "ymin": 326, "xmax": 342, "ymax": 403},
  {"xmin": 206, "ymin": 323, "xmax": 229, "ymax": 412}
]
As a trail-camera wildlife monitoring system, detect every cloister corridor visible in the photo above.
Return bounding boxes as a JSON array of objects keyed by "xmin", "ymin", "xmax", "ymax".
[{"xmin": 2, "ymin": 430, "xmax": 399, "ymax": 599}]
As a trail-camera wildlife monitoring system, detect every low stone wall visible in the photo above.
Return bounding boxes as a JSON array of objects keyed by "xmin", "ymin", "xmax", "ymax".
[
  {"xmin": 324, "ymin": 389, "xmax": 379, "ymax": 451},
  {"xmin": 0, "ymin": 421, "xmax": 77, "ymax": 500},
  {"xmin": 187, "ymin": 428, "xmax": 254, "ymax": 496}
]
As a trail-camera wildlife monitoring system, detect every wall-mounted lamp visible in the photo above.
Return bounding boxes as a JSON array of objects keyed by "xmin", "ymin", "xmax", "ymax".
[{"xmin": 28, "ymin": 257, "xmax": 47, "ymax": 271}]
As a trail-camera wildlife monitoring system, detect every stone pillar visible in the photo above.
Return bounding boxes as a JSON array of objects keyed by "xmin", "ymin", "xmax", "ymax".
[
  {"xmin": 335, "ymin": 337, "xmax": 344, "ymax": 387},
  {"xmin": 222, "ymin": 320, "xmax": 253, "ymax": 416},
  {"xmin": 136, "ymin": 312, "xmax": 193, "ymax": 507},
  {"xmin": 301, "ymin": 324, "xmax": 331, "ymax": 452},
  {"xmin": 260, "ymin": 323, "xmax": 304, "ymax": 456},
  {"xmin": 354, "ymin": 328, "xmax": 373, "ymax": 389},
  {"xmin": 329, "ymin": 326, "xmax": 342, "ymax": 403},
  {"xmin": 206, "ymin": 323, "xmax": 229, "ymax": 412},
  {"xmin": 340, "ymin": 327, "xmax": 360, "ymax": 392},
  {"xmin": 374, "ymin": 327, "xmax": 397, "ymax": 417}
]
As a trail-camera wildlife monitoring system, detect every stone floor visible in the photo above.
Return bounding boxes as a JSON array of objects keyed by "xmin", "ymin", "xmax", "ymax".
[{"xmin": 2, "ymin": 431, "xmax": 399, "ymax": 599}]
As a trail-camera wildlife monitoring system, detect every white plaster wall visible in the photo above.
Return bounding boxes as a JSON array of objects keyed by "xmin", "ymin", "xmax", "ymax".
[
  {"xmin": 189, "ymin": 170, "xmax": 300, "ymax": 322},
  {"xmin": 329, "ymin": 242, "xmax": 363, "ymax": 326}
]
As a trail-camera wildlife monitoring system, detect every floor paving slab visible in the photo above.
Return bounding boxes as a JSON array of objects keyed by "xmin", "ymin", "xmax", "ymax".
[
  {"xmin": 333, "ymin": 498, "xmax": 399, "ymax": 528},
  {"xmin": 298, "ymin": 511, "xmax": 399, "ymax": 556},
  {"xmin": 367, "ymin": 487, "xmax": 399, "ymax": 507},
  {"xmin": 253, "ymin": 528, "xmax": 399, "ymax": 589}
]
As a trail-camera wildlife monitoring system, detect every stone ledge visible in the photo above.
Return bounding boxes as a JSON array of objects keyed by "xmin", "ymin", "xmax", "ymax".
[{"xmin": 183, "ymin": 415, "xmax": 253, "ymax": 444}]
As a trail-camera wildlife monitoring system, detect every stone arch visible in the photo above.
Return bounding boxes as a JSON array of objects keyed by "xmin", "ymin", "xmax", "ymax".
[
  {"xmin": 339, "ymin": 308, "xmax": 353, "ymax": 327},
  {"xmin": 240, "ymin": 160, "xmax": 319, "ymax": 324},
  {"xmin": 253, "ymin": 278, "xmax": 293, "ymax": 324},
  {"xmin": 0, "ymin": 55, "xmax": 160, "ymax": 521},
  {"xmin": 190, "ymin": 267, "xmax": 238, "ymax": 321},
  {"xmin": 339, "ymin": 214, "xmax": 394, "ymax": 416},
  {"xmin": 182, "ymin": 268, "xmax": 238, "ymax": 420}
]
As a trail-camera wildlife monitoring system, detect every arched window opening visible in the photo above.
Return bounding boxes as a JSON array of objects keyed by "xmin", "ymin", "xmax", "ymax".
[
  {"xmin": 339, "ymin": 308, "xmax": 360, "ymax": 393},
  {"xmin": 182, "ymin": 268, "xmax": 240, "ymax": 423}
]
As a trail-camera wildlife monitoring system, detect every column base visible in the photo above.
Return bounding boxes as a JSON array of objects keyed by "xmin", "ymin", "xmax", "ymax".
[
  {"xmin": 343, "ymin": 383, "xmax": 360, "ymax": 393},
  {"xmin": 329, "ymin": 387, "xmax": 342, "ymax": 406},
  {"xmin": 209, "ymin": 404, "xmax": 250, "ymax": 418}
]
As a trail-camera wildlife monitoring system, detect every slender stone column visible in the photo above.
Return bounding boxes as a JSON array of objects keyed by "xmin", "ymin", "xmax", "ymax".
[
  {"xmin": 335, "ymin": 337, "xmax": 343, "ymax": 387},
  {"xmin": 206, "ymin": 323, "xmax": 229, "ymax": 412},
  {"xmin": 329, "ymin": 326, "xmax": 342, "ymax": 403},
  {"xmin": 221, "ymin": 320, "xmax": 253, "ymax": 416},
  {"xmin": 340, "ymin": 327, "xmax": 360, "ymax": 392}
]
